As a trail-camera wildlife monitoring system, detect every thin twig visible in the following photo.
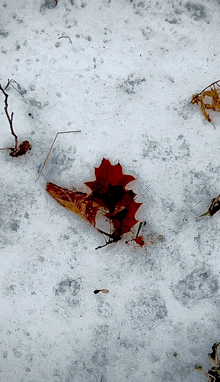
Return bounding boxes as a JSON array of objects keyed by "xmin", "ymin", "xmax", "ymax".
[
  {"xmin": 187, "ymin": 200, "xmax": 202, "ymax": 212},
  {"xmin": 97, "ymin": 228, "xmax": 113, "ymax": 238},
  {"xmin": 95, "ymin": 229, "xmax": 116, "ymax": 249},
  {"xmin": 95, "ymin": 241, "xmax": 114, "ymax": 250},
  {"xmin": 58, "ymin": 36, "xmax": 72, "ymax": 44},
  {"xmin": 4, "ymin": 79, "xmax": 10, "ymax": 90},
  {"xmin": 134, "ymin": 184, "xmax": 150, "ymax": 201},
  {"xmin": 37, "ymin": 130, "xmax": 81, "ymax": 179},
  {"xmin": 0, "ymin": 84, "xmax": 18, "ymax": 150}
]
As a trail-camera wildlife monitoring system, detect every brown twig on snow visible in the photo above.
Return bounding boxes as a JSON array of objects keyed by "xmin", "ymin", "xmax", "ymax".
[
  {"xmin": 0, "ymin": 82, "xmax": 18, "ymax": 150},
  {"xmin": 37, "ymin": 130, "xmax": 81, "ymax": 179},
  {"xmin": 0, "ymin": 80, "xmax": 31, "ymax": 157},
  {"xmin": 58, "ymin": 36, "xmax": 72, "ymax": 44}
]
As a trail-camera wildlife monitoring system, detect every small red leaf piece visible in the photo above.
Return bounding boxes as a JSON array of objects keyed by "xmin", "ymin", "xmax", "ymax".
[
  {"xmin": 127, "ymin": 234, "xmax": 163, "ymax": 247},
  {"xmin": 134, "ymin": 236, "xmax": 145, "ymax": 247},
  {"xmin": 9, "ymin": 140, "xmax": 31, "ymax": 157},
  {"xmin": 109, "ymin": 199, "xmax": 142, "ymax": 241},
  {"xmin": 46, "ymin": 182, "xmax": 98, "ymax": 226}
]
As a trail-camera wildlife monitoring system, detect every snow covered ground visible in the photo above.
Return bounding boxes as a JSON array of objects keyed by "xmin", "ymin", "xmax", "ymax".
[{"xmin": 1, "ymin": 0, "xmax": 220, "ymax": 381}]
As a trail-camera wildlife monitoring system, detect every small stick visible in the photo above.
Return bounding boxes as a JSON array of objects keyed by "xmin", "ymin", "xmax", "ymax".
[
  {"xmin": 4, "ymin": 79, "xmax": 10, "ymax": 90},
  {"xmin": 37, "ymin": 130, "xmax": 81, "ymax": 179},
  {"xmin": 95, "ymin": 241, "xmax": 114, "ymax": 250},
  {"xmin": 97, "ymin": 228, "xmax": 113, "ymax": 238},
  {"xmin": 58, "ymin": 36, "xmax": 72, "ymax": 44},
  {"xmin": 187, "ymin": 200, "xmax": 202, "ymax": 213},
  {"xmin": 0, "ymin": 84, "xmax": 18, "ymax": 150},
  {"xmin": 134, "ymin": 184, "xmax": 150, "ymax": 201}
]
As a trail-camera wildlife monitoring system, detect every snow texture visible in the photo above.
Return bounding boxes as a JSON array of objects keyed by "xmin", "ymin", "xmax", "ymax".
[{"xmin": 0, "ymin": 0, "xmax": 220, "ymax": 381}]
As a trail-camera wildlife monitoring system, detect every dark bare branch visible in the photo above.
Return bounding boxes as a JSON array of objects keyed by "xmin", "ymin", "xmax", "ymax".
[{"xmin": 0, "ymin": 84, "xmax": 18, "ymax": 149}]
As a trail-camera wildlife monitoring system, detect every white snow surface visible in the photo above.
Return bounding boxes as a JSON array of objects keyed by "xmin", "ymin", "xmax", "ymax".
[{"xmin": 1, "ymin": 0, "xmax": 220, "ymax": 381}]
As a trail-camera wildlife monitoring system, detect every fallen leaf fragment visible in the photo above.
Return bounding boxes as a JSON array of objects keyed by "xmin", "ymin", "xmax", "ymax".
[
  {"xmin": 191, "ymin": 80, "xmax": 220, "ymax": 122},
  {"xmin": 195, "ymin": 342, "xmax": 220, "ymax": 382},
  {"xmin": 109, "ymin": 198, "xmax": 142, "ymax": 241},
  {"xmin": 208, "ymin": 342, "xmax": 220, "ymax": 363},
  {"xmin": 46, "ymin": 182, "xmax": 99, "ymax": 226},
  {"xmin": 9, "ymin": 140, "xmax": 31, "ymax": 157},
  {"xmin": 126, "ymin": 234, "xmax": 163, "ymax": 247},
  {"xmin": 94, "ymin": 289, "xmax": 109, "ymax": 294},
  {"xmin": 134, "ymin": 236, "xmax": 145, "ymax": 247},
  {"xmin": 197, "ymin": 195, "xmax": 220, "ymax": 218}
]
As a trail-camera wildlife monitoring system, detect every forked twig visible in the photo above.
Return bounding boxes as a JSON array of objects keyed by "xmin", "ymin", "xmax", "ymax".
[
  {"xmin": 37, "ymin": 130, "xmax": 81, "ymax": 179},
  {"xmin": 95, "ymin": 228, "xmax": 115, "ymax": 250},
  {"xmin": 0, "ymin": 80, "xmax": 31, "ymax": 157},
  {"xmin": 0, "ymin": 83, "xmax": 18, "ymax": 150}
]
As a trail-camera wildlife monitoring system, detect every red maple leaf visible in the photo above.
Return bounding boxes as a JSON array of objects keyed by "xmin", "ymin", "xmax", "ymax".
[
  {"xmin": 85, "ymin": 158, "xmax": 135, "ymax": 212},
  {"xmin": 46, "ymin": 158, "xmax": 145, "ymax": 249}
]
